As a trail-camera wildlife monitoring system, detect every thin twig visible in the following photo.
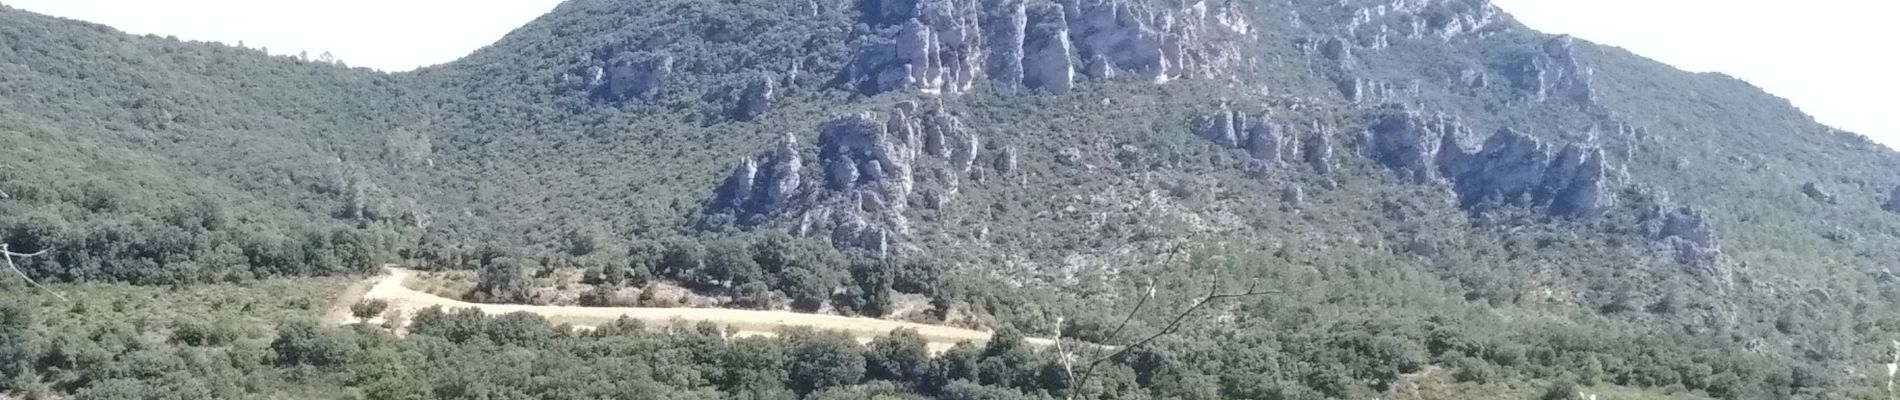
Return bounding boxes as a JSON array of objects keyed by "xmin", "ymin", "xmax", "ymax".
[
  {"xmin": 1097, "ymin": 243, "xmax": 1186, "ymax": 347},
  {"xmin": 1068, "ymin": 278, "xmax": 1275, "ymax": 398},
  {"xmin": 2, "ymin": 243, "xmax": 66, "ymax": 302},
  {"xmin": 1046, "ymin": 314, "xmax": 1077, "ymax": 394}
]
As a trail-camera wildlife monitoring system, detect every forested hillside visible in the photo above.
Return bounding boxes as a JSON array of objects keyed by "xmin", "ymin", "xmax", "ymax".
[{"xmin": 4, "ymin": 0, "xmax": 1900, "ymax": 398}]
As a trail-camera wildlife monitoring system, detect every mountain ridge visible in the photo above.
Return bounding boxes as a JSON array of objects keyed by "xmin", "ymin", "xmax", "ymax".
[{"xmin": 3, "ymin": 0, "xmax": 1900, "ymax": 398}]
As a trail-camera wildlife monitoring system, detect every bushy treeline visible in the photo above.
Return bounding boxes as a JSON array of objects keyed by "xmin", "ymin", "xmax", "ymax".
[
  {"xmin": 426, "ymin": 231, "xmax": 945, "ymax": 318},
  {"xmin": 0, "ymin": 294, "xmax": 1840, "ymax": 400},
  {"xmin": 0, "ymin": 120, "xmax": 406, "ymax": 284}
]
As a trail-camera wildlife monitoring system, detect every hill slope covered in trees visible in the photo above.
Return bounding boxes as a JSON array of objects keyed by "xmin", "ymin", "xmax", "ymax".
[{"xmin": 4, "ymin": 0, "xmax": 1900, "ymax": 398}]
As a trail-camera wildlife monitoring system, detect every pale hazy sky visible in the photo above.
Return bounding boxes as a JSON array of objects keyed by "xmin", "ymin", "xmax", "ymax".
[{"xmin": 4, "ymin": 0, "xmax": 1895, "ymax": 147}]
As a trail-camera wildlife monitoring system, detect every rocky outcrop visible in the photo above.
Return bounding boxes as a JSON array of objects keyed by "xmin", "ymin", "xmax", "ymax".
[
  {"xmin": 1193, "ymin": 103, "xmax": 1296, "ymax": 165},
  {"xmin": 1021, "ymin": 4, "xmax": 1075, "ymax": 93},
  {"xmin": 593, "ymin": 51, "xmax": 673, "ymax": 102},
  {"xmin": 709, "ymin": 101, "xmax": 997, "ymax": 251},
  {"xmin": 1304, "ymin": 120, "xmax": 1338, "ymax": 175},
  {"xmin": 731, "ymin": 74, "xmax": 777, "ymax": 121},
  {"xmin": 984, "ymin": 0, "xmax": 1029, "ymax": 87},
  {"xmin": 848, "ymin": 0, "xmax": 1254, "ymax": 95},
  {"xmin": 1641, "ymin": 205, "xmax": 1728, "ymax": 284},
  {"xmin": 808, "ymin": 102, "xmax": 990, "ymax": 250},
  {"xmin": 1368, "ymin": 108, "xmax": 1471, "ymax": 184},
  {"xmin": 1336, "ymin": 75, "xmax": 1403, "ymax": 104},
  {"xmin": 1799, "ymin": 182, "xmax": 1836, "ymax": 204},
  {"xmin": 1886, "ymin": 186, "xmax": 1900, "ymax": 212},
  {"xmin": 1326, "ymin": 0, "xmax": 1503, "ymax": 49},
  {"xmin": 1512, "ymin": 36, "xmax": 1595, "ymax": 103},
  {"xmin": 712, "ymin": 133, "xmax": 803, "ymax": 219},
  {"xmin": 848, "ymin": 0, "xmax": 986, "ymax": 95},
  {"xmin": 996, "ymin": 145, "xmax": 1018, "ymax": 173},
  {"xmin": 1441, "ymin": 128, "xmax": 1617, "ymax": 217}
]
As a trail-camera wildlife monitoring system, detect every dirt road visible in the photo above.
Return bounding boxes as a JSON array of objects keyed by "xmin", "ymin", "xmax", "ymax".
[{"xmin": 341, "ymin": 267, "xmax": 1051, "ymax": 352}]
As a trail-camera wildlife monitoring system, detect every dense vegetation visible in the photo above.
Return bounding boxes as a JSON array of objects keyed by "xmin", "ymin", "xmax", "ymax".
[{"xmin": 4, "ymin": 0, "xmax": 1900, "ymax": 398}]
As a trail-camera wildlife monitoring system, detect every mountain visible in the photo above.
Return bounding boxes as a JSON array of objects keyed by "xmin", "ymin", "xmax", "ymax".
[{"xmin": 3, "ymin": 0, "xmax": 1900, "ymax": 398}]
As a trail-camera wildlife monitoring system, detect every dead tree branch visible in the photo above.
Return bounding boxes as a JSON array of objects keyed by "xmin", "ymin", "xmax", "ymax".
[
  {"xmin": 3, "ymin": 243, "xmax": 65, "ymax": 301},
  {"xmin": 1067, "ymin": 277, "xmax": 1275, "ymax": 398}
]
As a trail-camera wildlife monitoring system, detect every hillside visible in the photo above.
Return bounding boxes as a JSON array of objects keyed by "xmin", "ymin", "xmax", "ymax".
[{"xmin": 3, "ymin": 0, "xmax": 1900, "ymax": 399}]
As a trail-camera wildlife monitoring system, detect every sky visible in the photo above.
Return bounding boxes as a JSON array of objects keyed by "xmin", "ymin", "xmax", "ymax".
[{"xmin": 3, "ymin": 0, "xmax": 1895, "ymax": 147}]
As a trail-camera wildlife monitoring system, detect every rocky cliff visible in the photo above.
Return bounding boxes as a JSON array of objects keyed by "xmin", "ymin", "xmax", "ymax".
[
  {"xmin": 708, "ymin": 100, "xmax": 995, "ymax": 253},
  {"xmin": 846, "ymin": 0, "xmax": 1256, "ymax": 95}
]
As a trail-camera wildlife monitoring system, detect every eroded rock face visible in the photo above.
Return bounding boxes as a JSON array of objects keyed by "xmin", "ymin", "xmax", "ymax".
[
  {"xmin": 712, "ymin": 133, "xmax": 803, "ymax": 219},
  {"xmin": 1368, "ymin": 108, "xmax": 1471, "ymax": 184},
  {"xmin": 1441, "ymin": 128, "xmax": 1617, "ymax": 217},
  {"xmin": 848, "ymin": 0, "xmax": 986, "ymax": 95},
  {"xmin": 1193, "ymin": 103, "xmax": 1296, "ymax": 165},
  {"xmin": 1022, "ymin": 4, "xmax": 1075, "ymax": 93},
  {"xmin": 1304, "ymin": 120, "xmax": 1337, "ymax": 174},
  {"xmin": 594, "ymin": 51, "xmax": 673, "ymax": 102},
  {"xmin": 984, "ymin": 0, "xmax": 1029, "ymax": 87},
  {"xmin": 1513, "ymin": 36, "xmax": 1595, "ymax": 103},
  {"xmin": 732, "ymin": 74, "xmax": 777, "ymax": 121},
  {"xmin": 1642, "ymin": 205, "xmax": 1728, "ymax": 284},
  {"xmin": 1323, "ymin": 0, "xmax": 1503, "ymax": 49},
  {"xmin": 711, "ymin": 102, "xmax": 997, "ymax": 251},
  {"xmin": 848, "ymin": 0, "xmax": 1254, "ymax": 95}
]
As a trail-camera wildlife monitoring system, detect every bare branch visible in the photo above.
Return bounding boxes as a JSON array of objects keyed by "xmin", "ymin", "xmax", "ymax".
[
  {"xmin": 1044, "ymin": 313, "xmax": 1077, "ymax": 396},
  {"xmin": 1068, "ymin": 276, "xmax": 1275, "ymax": 398},
  {"xmin": 2, "ymin": 243, "xmax": 66, "ymax": 302}
]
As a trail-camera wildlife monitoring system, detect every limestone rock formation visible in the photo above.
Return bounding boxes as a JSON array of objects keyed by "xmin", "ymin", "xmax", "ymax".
[
  {"xmin": 1642, "ymin": 205, "xmax": 1729, "ymax": 284},
  {"xmin": 996, "ymin": 145, "xmax": 1018, "ymax": 173},
  {"xmin": 1545, "ymin": 144, "xmax": 1615, "ymax": 218},
  {"xmin": 984, "ymin": 0, "xmax": 1029, "ymax": 87},
  {"xmin": 1245, "ymin": 114, "xmax": 1287, "ymax": 164},
  {"xmin": 1336, "ymin": 75, "xmax": 1402, "ymax": 104},
  {"xmin": 731, "ymin": 74, "xmax": 777, "ymax": 121},
  {"xmin": 1021, "ymin": 4, "xmax": 1075, "ymax": 93},
  {"xmin": 848, "ymin": 0, "xmax": 986, "ymax": 95},
  {"xmin": 1368, "ymin": 108, "xmax": 1471, "ymax": 184},
  {"xmin": 805, "ymin": 102, "xmax": 989, "ymax": 249},
  {"xmin": 1513, "ymin": 36, "xmax": 1595, "ymax": 103},
  {"xmin": 710, "ymin": 101, "xmax": 994, "ymax": 251},
  {"xmin": 712, "ymin": 133, "xmax": 803, "ymax": 219},
  {"xmin": 1441, "ymin": 128, "xmax": 1617, "ymax": 218},
  {"xmin": 848, "ymin": 0, "xmax": 1254, "ymax": 95},
  {"xmin": 1329, "ymin": 0, "xmax": 1503, "ymax": 49},
  {"xmin": 593, "ymin": 51, "xmax": 673, "ymax": 102},
  {"xmin": 1304, "ymin": 121, "xmax": 1337, "ymax": 175},
  {"xmin": 1193, "ymin": 103, "xmax": 1296, "ymax": 165}
]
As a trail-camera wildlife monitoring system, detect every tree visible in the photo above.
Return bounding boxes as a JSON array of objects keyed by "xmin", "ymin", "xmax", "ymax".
[
  {"xmin": 270, "ymin": 320, "xmax": 357, "ymax": 368},
  {"xmin": 705, "ymin": 238, "xmax": 762, "ymax": 288},
  {"xmin": 866, "ymin": 329, "xmax": 931, "ymax": 384},
  {"xmin": 846, "ymin": 260, "xmax": 894, "ymax": 317},
  {"xmin": 0, "ymin": 304, "xmax": 38, "ymax": 390},
  {"xmin": 351, "ymin": 299, "xmax": 390, "ymax": 323},
  {"xmin": 787, "ymin": 331, "xmax": 867, "ymax": 395},
  {"xmin": 472, "ymin": 251, "xmax": 531, "ymax": 304},
  {"xmin": 939, "ymin": 380, "xmax": 1037, "ymax": 400},
  {"xmin": 657, "ymin": 238, "xmax": 707, "ymax": 284},
  {"xmin": 1540, "ymin": 380, "xmax": 1579, "ymax": 400},
  {"xmin": 780, "ymin": 266, "xmax": 840, "ymax": 312}
]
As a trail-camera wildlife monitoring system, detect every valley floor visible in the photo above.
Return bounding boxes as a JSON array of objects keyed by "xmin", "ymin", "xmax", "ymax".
[{"xmin": 333, "ymin": 267, "xmax": 1050, "ymax": 352}]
